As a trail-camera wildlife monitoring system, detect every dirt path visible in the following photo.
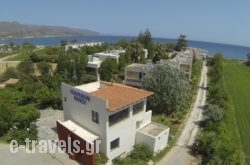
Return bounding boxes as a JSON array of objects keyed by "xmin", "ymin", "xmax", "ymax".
[
  {"xmin": 0, "ymin": 53, "xmax": 19, "ymax": 62},
  {"xmin": 157, "ymin": 62, "xmax": 207, "ymax": 165}
]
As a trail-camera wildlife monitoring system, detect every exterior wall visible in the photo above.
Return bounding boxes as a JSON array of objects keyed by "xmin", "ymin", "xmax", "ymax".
[
  {"xmin": 105, "ymin": 99, "xmax": 151, "ymax": 160},
  {"xmin": 61, "ymin": 83, "xmax": 108, "ymax": 156},
  {"xmin": 57, "ymin": 121, "xmax": 95, "ymax": 165},
  {"xmin": 136, "ymin": 131, "xmax": 155, "ymax": 151},
  {"xmin": 135, "ymin": 124, "xmax": 169, "ymax": 153},
  {"xmin": 124, "ymin": 67, "xmax": 146, "ymax": 87},
  {"xmin": 94, "ymin": 53, "xmax": 119, "ymax": 63},
  {"xmin": 153, "ymin": 127, "xmax": 169, "ymax": 152},
  {"xmin": 61, "ymin": 82, "xmax": 166, "ymax": 162}
]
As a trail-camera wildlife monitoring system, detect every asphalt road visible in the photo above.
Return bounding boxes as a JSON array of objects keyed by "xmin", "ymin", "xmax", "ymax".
[{"xmin": 157, "ymin": 62, "xmax": 207, "ymax": 165}]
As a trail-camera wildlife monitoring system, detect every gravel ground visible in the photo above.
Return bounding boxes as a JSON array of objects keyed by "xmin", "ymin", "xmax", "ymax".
[
  {"xmin": 35, "ymin": 108, "xmax": 80, "ymax": 165},
  {"xmin": 36, "ymin": 108, "xmax": 64, "ymax": 140}
]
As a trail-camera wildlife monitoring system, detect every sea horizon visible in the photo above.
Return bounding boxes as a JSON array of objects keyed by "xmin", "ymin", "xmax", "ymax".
[{"xmin": 1, "ymin": 35, "xmax": 250, "ymax": 60}]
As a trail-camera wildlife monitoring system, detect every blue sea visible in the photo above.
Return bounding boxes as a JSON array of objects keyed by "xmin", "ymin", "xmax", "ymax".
[{"xmin": 1, "ymin": 35, "xmax": 250, "ymax": 60}]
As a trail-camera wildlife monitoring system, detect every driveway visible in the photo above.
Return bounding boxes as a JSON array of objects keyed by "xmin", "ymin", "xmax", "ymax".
[
  {"xmin": 0, "ymin": 109, "xmax": 80, "ymax": 165},
  {"xmin": 157, "ymin": 62, "xmax": 207, "ymax": 165}
]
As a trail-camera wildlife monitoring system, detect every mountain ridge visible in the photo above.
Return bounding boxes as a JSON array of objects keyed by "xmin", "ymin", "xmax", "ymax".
[{"xmin": 0, "ymin": 21, "xmax": 100, "ymax": 38}]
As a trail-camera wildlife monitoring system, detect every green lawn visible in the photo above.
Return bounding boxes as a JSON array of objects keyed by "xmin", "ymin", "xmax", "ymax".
[
  {"xmin": 223, "ymin": 59, "xmax": 250, "ymax": 164},
  {"xmin": 7, "ymin": 52, "xmax": 30, "ymax": 61}
]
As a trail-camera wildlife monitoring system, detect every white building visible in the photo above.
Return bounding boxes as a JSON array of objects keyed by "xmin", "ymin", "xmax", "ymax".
[
  {"xmin": 59, "ymin": 81, "xmax": 169, "ymax": 163},
  {"xmin": 124, "ymin": 50, "xmax": 194, "ymax": 87},
  {"xmin": 87, "ymin": 49, "xmax": 125, "ymax": 72},
  {"xmin": 65, "ymin": 42, "xmax": 103, "ymax": 51},
  {"xmin": 171, "ymin": 50, "xmax": 193, "ymax": 79}
]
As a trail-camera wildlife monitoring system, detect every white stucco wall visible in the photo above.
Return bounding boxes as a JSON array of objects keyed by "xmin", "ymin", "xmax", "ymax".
[
  {"xmin": 106, "ymin": 99, "xmax": 152, "ymax": 160},
  {"xmin": 61, "ymin": 83, "xmax": 108, "ymax": 155},
  {"xmin": 135, "ymin": 124, "xmax": 169, "ymax": 153},
  {"xmin": 153, "ymin": 127, "xmax": 169, "ymax": 152},
  {"xmin": 61, "ymin": 83, "xmax": 161, "ymax": 161}
]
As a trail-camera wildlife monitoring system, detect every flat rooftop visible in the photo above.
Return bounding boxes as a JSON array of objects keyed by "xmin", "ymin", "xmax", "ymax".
[
  {"xmin": 91, "ymin": 81, "xmax": 153, "ymax": 111},
  {"xmin": 126, "ymin": 63, "xmax": 145, "ymax": 69},
  {"xmin": 138, "ymin": 122, "xmax": 168, "ymax": 137},
  {"xmin": 58, "ymin": 120, "xmax": 99, "ymax": 143}
]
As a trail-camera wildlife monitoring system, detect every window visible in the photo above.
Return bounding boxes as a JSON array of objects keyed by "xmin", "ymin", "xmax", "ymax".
[
  {"xmin": 110, "ymin": 138, "xmax": 119, "ymax": 150},
  {"xmin": 109, "ymin": 108, "xmax": 129, "ymax": 126},
  {"xmin": 139, "ymin": 72, "xmax": 143, "ymax": 79},
  {"xmin": 64, "ymin": 97, "xmax": 67, "ymax": 102},
  {"xmin": 133, "ymin": 102, "xmax": 144, "ymax": 114},
  {"xmin": 92, "ymin": 110, "xmax": 99, "ymax": 124},
  {"xmin": 127, "ymin": 71, "xmax": 139, "ymax": 79}
]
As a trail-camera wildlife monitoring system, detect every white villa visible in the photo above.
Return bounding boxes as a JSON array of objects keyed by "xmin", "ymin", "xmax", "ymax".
[
  {"xmin": 124, "ymin": 50, "xmax": 195, "ymax": 87},
  {"xmin": 58, "ymin": 81, "xmax": 170, "ymax": 163},
  {"xmin": 87, "ymin": 49, "xmax": 125, "ymax": 70},
  {"xmin": 65, "ymin": 42, "xmax": 103, "ymax": 51}
]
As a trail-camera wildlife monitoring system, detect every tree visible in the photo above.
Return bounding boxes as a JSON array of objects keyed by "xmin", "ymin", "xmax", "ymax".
[
  {"xmin": 126, "ymin": 42, "xmax": 145, "ymax": 63},
  {"xmin": 246, "ymin": 53, "xmax": 250, "ymax": 65},
  {"xmin": 142, "ymin": 63, "xmax": 191, "ymax": 114},
  {"xmin": 17, "ymin": 60, "xmax": 35, "ymax": 76},
  {"xmin": 175, "ymin": 34, "xmax": 187, "ymax": 51},
  {"xmin": 115, "ymin": 39, "xmax": 129, "ymax": 49},
  {"xmin": 36, "ymin": 61, "xmax": 52, "ymax": 75},
  {"xmin": 61, "ymin": 40, "xmax": 68, "ymax": 47},
  {"xmin": 118, "ymin": 52, "xmax": 132, "ymax": 72},
  {"xmin": 13, "ymin": 105, "xmax": 40, "ymax": 129},
  {"xmin": 203, "ymin": 104, "xmax": 224, "ymax": 123},
  {"xmin": 137, "ymin": 29, "xmax": 154, "ymax": 59},
  {"xmin": 0, "ymin": 102, "xmax": 14, "ymax": 136},
  {"xmin": 56, "ymin": 50, "xmax": 88, "ymax": 84},
  {"xmin": 99, "ymin": 59, "xmax": 118, "ymax": 81}
]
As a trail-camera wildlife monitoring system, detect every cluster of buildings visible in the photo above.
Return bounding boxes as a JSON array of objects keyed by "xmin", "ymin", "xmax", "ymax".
[
  {"xmin": 57, "ymin": 42, "xmax": 206, "ymax": 164},
  {"xmin": 64, "ymin": 42, "xmax": 103, "ymax": 51},
  {"xmin": 124, "ymin": 49, "xmax": 204, "ymax": 87}
]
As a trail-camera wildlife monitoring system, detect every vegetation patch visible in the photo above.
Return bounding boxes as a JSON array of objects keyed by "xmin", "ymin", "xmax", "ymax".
[
  {"xmin": 223, "ymin": 59, "xmax": 250, "ymax": 164},
  {"xmin": 192, "ymin": 55, "xmax": 245, "ymax": 164}
]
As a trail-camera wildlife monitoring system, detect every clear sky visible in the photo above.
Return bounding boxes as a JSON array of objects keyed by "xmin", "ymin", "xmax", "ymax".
[{"xmin": 1, "ymin": 0, "xmax": 250, "ymax": 46}]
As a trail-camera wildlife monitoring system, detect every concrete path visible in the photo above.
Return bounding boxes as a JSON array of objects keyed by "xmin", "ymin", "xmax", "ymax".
[{"xmin": 157, "ymin": 62, "xmax": 207, "ymax": 165}]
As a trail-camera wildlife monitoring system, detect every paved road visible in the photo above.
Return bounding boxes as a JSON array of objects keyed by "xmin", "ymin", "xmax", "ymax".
[{"xmin": 157, "ymin": 62, "xmax": 207, "ymax": 165}]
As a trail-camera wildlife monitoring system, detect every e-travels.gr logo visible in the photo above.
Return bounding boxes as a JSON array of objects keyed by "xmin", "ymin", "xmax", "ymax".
[
  {"xmin": 70, "ymin": 89, "xmax": 91, "ymax": 104},
  {"xmin": 9, "ymin": 137, "xmax": 101, "ymax": 155}
]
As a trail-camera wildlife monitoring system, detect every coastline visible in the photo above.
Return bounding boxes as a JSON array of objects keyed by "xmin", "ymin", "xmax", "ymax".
[{"xmin": 0, "ymin": 35, "xmax": 249, "ymax": 60}]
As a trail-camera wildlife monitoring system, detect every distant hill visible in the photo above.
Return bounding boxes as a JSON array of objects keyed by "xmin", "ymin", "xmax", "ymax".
[{"xmin": 0, "ymin": 21, "xmax": 100, "ymax": 38}]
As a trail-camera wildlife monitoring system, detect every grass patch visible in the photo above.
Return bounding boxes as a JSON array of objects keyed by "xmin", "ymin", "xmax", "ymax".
[
  {"xmin": 223, "ymin": 59, "xmax": 250, "ymax": 164},
  {"xmin": 7, "ymin": 52, "xmax": 30, "ymax": 61}
]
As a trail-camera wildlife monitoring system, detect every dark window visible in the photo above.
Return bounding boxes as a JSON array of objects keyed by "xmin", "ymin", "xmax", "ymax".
[
  {"xmin": 110, "ymin": 138, "xmax": 119, "ymax": 150},
  {"xmin": 64, "ymin": 97, "xmax": 67, "ymax": 102},
  {"xmin": 92, "ymin": 110, "xmax": 99, "ymax": 124},
  {"xmin": 139, "ymin": 72, "xmax": 143, "ymax": 79},
  {"xmin": 109, "ymin": 108, "xmax": 129, "ymax": 126},
  {"xmin": 133, "ymin": 102, "xmax": 144, "ymax": 114}
]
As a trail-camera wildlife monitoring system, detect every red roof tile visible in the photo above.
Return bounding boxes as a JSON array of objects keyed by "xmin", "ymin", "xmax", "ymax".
[{"xmin": 91, "ymin": 82, "xmax": 153, "ymax": 111}]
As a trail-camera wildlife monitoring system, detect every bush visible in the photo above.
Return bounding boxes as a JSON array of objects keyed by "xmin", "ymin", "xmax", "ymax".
[
  {"xmin": 113, "ymin": 144, "xmax": 153, "ymax": 165},
  {"xmin": 95, "ymin": 153, "xmax": 108, "ymax": 165},
  {"xmin": 130, "ymin": 144, "xmax": 153, "ymax": 161},
  {"xmin": 203, "ymin": 104, "xmax": 224, "ymax": 123},
  {"xmin": 7, "ymin": 125, "xmax": 38, "ymax": 145}
]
